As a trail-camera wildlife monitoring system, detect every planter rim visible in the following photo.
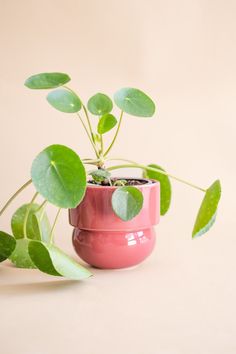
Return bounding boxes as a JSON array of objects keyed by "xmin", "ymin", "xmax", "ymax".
[{"xmin": 86, "ymin": 177, "xmax": 159, "ymax": 190}]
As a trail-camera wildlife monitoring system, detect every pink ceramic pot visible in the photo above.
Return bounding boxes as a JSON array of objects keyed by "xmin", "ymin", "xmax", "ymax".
[{"xmin": 69, "ymin": 179, "xmax": 160, "ymax": 269}]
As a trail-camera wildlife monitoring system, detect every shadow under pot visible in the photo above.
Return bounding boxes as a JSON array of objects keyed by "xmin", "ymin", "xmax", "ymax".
[{"xmin": 69, "ymin": 178, "xmax": 160, "ymax": 269}]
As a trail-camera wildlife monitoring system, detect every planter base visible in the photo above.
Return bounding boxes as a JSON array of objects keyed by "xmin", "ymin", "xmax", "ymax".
[{"xmin": 72, "ymin": 227, "xmax": 156, "ymax": 269}]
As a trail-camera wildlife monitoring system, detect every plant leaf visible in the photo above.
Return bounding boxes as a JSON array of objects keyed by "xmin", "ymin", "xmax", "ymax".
[
  {"xmin": 0, "ymin": 231, "xmax": 16, "ymax": 262},
  {"xmin": 28, "ymin": 241, "xmax": 92, "ymax": 280},
  {"xmin": 89, "ymin": 169, "xmax": 111, "ymax": 183},
  {"xmin": 31, "ymin": 144, "xmax": 86, "ymax": 208},
  {"xmin": 97, "ymin": 114, "xmax": 117, "ymax": 134},
  {"xmin": 87, "ymin": 93, "xmax": 113, "ymax": 115},
  {"xmin": 114, "ymin": 88, "xmax": 155, "ymax": 117},
  {"xmin": 192, "ymin": 180, "xmax": 221, "ymax": 238},
  {"xmin": 112, "ymin": 186, "xmax": 143, "ymax": 221},
  {"xmin": 9, "ymin": 239, "xmax": 36, "ymax": 268},
  {"xmin": 11, "ymin": 203, "xmax": 51, "ymax": 242},
  {"xmin": 47, "ymin": 89, "xmax": 82, "ymax": 113},
  {"xmin": 143, "ymin": 164, "xmax": 171, "ymax": 215},
  {"xmin": 24, "ymin": 72, "xmax": 70, "ymax": 89}
]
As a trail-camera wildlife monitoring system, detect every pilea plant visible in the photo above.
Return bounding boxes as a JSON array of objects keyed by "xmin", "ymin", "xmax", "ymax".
[{"xmin": 0, "ymin": 72, "xmax": 221, "ymax": 279}]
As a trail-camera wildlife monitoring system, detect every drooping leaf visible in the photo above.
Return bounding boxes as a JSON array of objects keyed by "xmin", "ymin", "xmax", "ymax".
[
  {"xmin": 112, "ymin": 186, "xmax": 144, "ymax": 221},
  {"xmin": 97, "ymin": 114, "xmax": 117, "ymax": 134},
  {"xmin": 114, "ymin": 88, "xmax": 155, "ymax": 117},
  {"xmin": 143, "ymin": 164, "xmax": 171, "ymax": 215},
  {"xmin": 11, "ymin": 203, "xmax": 51, "ymax": 242},
  {"xmin": 87, "ymin": 93, "xmax": 113, "ymax": 115},
  {"xmin": 31, "ymin": 145, "xmax": 86, "ymax": 208},
  {"xmin": 47, "ymin": 89, "xmax": 82, "ymax": 113},
  {"xmin": 24, "ymin": 72, "xmax": 70, "ymax": 89},
  {"xmin": 192, "ymin": 180, "xmax": 221, "ymax": 238},
  {"xmin": 0, "ymin": 231, "xmax": 16, "ymax": 262},
  {"xmin": 9, "ymin": 239, "xmax": 36, "ymax": 268},
  {"xmin": 28, "ymin": 241, "xmax": 92, "ymax": 280},
  {"xmin": 89, "ymin": 169, "xmax": 111, "ymax": 184}
]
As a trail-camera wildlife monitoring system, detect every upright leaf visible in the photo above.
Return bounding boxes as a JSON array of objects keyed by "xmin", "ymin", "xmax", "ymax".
[
  {"xmin": 9, "ymin": 239, "xmax": 36, "ymax": 268},
  {"xmin": 112, "ymin": 186, "xmax": 143, "ymax": 221},
  {"xmin": 192, "ymin": 180, "xmax": 221, "ymax": 238},
  {"xmin": 25, "ymin": 72, "xmax": 70, "ymax": 89},
  {"xmin": 11, "ymin": 203, "xmax": 51, "ymax": 242},
  {"xmin": 87, "ymin": 93, "xmax": 113, "ymax": 115},
  {"xmin": 143, "ymin": 164, "xmax": 171, "ymax": 215},
  {"xmin": 47, "ymin": 89, "xmax": 82, "ymax": 113},
  {"xmin": 114, "ymin": 88, "xmax": 155, "ymax": 117},
  {"xmin": 28, "ymin": 241, "xmax": 92, "ymax": 280},
  {"xmin": 0, "ymin": 231, "xmax": 16, "ymax": 262},
  {"xmin": 31, "ymin": 145, "xmax": 86, "ymax": 208},
  {"xmin": 89, "ymin": 169, "xmax": 111, "ymax": 184},
  {"xmin": 97, "ymin": 114, "xmax": 117, "ymax": 134}
]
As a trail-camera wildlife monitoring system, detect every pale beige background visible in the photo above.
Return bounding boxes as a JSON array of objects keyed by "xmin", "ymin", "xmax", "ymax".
[{"xmin": 0, "ymin": 1, "xmax": 235, "ymax": 353}]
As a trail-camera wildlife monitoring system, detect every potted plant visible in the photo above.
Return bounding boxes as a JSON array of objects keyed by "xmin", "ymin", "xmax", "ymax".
[{"xmin": 0, "ymin": 73, "xmax": 221, "ymax": 277}]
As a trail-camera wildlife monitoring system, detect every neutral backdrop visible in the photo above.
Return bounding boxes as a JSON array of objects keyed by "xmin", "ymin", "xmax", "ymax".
[{"xmin": 0, "ymin": 1, "xmax": 235, "ymax": 353}]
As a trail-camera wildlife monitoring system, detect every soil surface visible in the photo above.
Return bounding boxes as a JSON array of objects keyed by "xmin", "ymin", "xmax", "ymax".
[{"xmin": 88, "ymin": 178, "xmax": 152, "ymax": 186}]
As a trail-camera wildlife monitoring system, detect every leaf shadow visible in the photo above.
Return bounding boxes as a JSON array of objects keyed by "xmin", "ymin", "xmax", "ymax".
[{"xmin": 0, "ymin": 279, "xmax": 84, "ymax": 296}]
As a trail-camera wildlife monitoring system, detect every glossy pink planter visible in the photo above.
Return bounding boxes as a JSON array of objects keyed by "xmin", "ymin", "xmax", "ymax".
[{"xmin": 69, "ymin": 179, "xmax": 160, "ymax": 269}]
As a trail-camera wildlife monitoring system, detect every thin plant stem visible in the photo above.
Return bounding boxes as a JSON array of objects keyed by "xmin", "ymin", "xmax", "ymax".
[
  {"xmin": 0, "ymin": 179, "xmax": 32, "ymax": 217},
  {"xmin": 83, "ymin": 161, "xmax": 100, "ymax": 166},
  {"xmin": 82, "ymin": 158, "xmax": 100, "ymax": 163},
  {"xmin": 82, "ymin": 105, "xmax": 94, "ymax": 140},
  {"xmin": 104, "ymin": 110, "xmax": 124, "ymax": 156},
  {"xmin": 49, "ymin": 208, "xmax": 62, "ymax": 244},
  {"xmin": 107, "ymin": 163, "xmax": 206, "ymax": 192},
  {"xmin": 100, "ymin": 134, "xmax": 104, "ymax": 155},
  {"xmin": 63, "ymin": 85, "xmax": 99, "ymax": 157},
  {"xmin": 36, "ymin": 200, "xmax": 48, "ymax": 213},
  {"xmin": 23, "ymin": 192, "xmax": 38, "ymax": 239},
  {"xmin": 82, "ymin": 158, "xmax": 101, "ymax": 166},
  {"xmin": 76, "ymin": 112, "xmax": 100, "ymax": 158},
  {"xmin": 107, "ymin": 176, "xmax": 112, "ymax": 186}
]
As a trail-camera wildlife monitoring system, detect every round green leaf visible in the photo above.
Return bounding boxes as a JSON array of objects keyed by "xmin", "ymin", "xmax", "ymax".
[
  {"xmin": 24, "ymin": 72, "xmax": 71, "ymax": 89},
  {"xmin": 112, "ymin": 186, "xmax": 144, "ymax": 221},
  {"xmin": 87, "ymin": 93, "xmax": 113, "ymax": 115},
  {"xmin": 143, "ymin": 164, "xmax": 171, "ymax": 215},
  {"xmin": 89, "ymin": 169, "xmax": 111, "ymax": 183},
  {"xmin": 28, "ymin": 241, "xmax": 92, "ymax": 280},
  {"xmin": 31, "ymin": 145, "xmax": 86, "ymax": 208},
  {"xmin": 192, "ymin": 180, "xmax": 221, "ymax": 238},
  {"xmin": 114, "ymin": 88, "xmax": 155, "ymax": 117},
  {"xmin": 9, "ymin": 239, "xmax": 36, "ymax": 268},
  {"xmin": 0, "ymin": 231, "xmax": 16, "ymax": 262},
  {"xmin": 11, "ymin": 203, "xmax": 51, "ymax": 242},
  {"xmin": 97, "ymin": 114, "xmax": 117, "ymax": 134},
  {"xmin": 47, "ymin": 89, "xmax": 82, "ymax": 113}
]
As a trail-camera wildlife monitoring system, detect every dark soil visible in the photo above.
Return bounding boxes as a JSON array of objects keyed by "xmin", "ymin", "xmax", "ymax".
[{"xmin": 88, "ymin": 178, "xmax": 152, "ymax": 186}]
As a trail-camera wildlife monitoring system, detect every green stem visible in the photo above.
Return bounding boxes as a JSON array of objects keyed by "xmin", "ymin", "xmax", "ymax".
[
  {"xmin": 100, "ymin": 134, "xmax": 104, "ymax": 155},
  {"xmin": 82, "ymin": 158, "xmax": 100, "ymax": 161},
  {"xmin": 76, "ymin": 112, "xmax": 99, "ymax": 158},
  {"xmin": 107, "ymin": 176, "xmax": 112, "ymax": 186},
  {"xmin": 0, "ymin": 179, "xmax": 32, "ymax": 216},
  {"xmin": 104, "ymin": 110, "xmax": 124, "ymax": 157},
  {"xmin": 63, "ymin": 85, "xmax": 99, "ymax": 157},
  {"xmin": 83, "ymin": 161, "xmax": 100, "ymax": 166},
  {"xmin": 49, "ymin": 208, "xmax": 61, "ymax": 244},
  {"xmin": 36, "ymin": 199, "xmax": 47, "ymax": 213},
  {"xmin": 82, "ymin": 158, "xmax": 101, "ymax": 164},
  {"xmin": 23, "ymin": 192, "xmax": 38, "ymax": 239},
  {"xmin": 107, "ymin": 163, "xmax": 206, "ymax": 192},
  {"xmin": 82, "ymin": 105, "xmax": 94, "ymax": 141}
]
